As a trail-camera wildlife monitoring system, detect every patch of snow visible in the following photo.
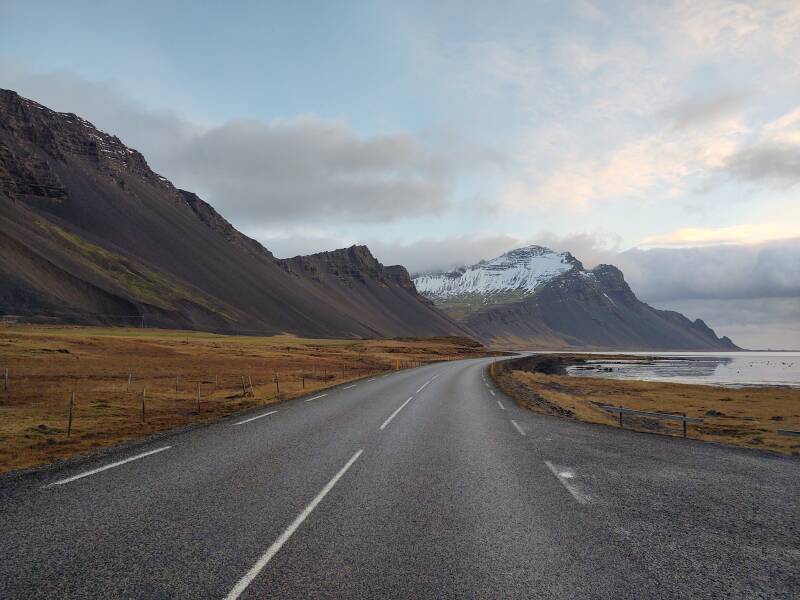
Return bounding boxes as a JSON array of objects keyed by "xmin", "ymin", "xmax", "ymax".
[{"xmin": 413, "ymin": 245, "xmax": 576, "ymax": 299}]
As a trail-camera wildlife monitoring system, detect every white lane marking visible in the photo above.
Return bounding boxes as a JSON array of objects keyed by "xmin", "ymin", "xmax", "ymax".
[
  {"xmin": 342, "ymin": 384, "xmax": 357, "ymax": 390},
  {"xmin": 380, "ymin": 396, "xmax": 413, "ymax": 430},
  {"xmin": 431, "ymin": 374, "xmax": 440, "ymax": 380},
  {"xmin": 415, "ymin": 380, "xmax": 431, "ymax": 394},
  {"xmin": 224, "ymin": 449, "xmax": 364, "ymax": 600},
  {"xmin": 510, "ymin": 420, "xmax": 526, "ymax": 436},
  {"xmin": 497, "ymin": 400, "xmax": 505, "ymax": 410},
  {"xmin": 367, "ymin": 378, "xmax": 376, "ymax": 382},
  {"xmin": 544, "ymin": 461, "xmax": 591, "ymax": 505},
  {"xmin": 235, "ymin": 410, "xmax": 278, "ymax": 425},
  {"xmin": 43, "ymin": 446, "xmax": 172, "ymax": 488},
  {"xmin": 489, "ymin": 390, "xmax": 496, "ymax": 397},
  {"xmin": 304, "ymin": 394, "xmax": 328, "ymax": 403}
]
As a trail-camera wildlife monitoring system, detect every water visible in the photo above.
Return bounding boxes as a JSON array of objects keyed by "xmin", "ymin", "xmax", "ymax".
[{"xmin": 563, "ymin": 352, "xmax": 800, "ymax": 388}]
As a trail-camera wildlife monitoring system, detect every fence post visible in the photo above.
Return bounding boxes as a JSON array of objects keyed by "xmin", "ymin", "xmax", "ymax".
[
  {"xmin": 241, "ymin": 376, "xmax": 247, "ymax": 397},
  {"xmin": 67, "ymin": 391, "xmax": 75, "ymax": 437},
  {"xmin": 127, "ymin": 373, "xmax": 132, "ymax": 392},
  {"xmin": 275, "ymin": 376, "xmax": 280, "ymax": 395},
  {"xmin": 197, "ymin": 382, "xmax": 201, "ymax": 413},
  {"xmin": 214, "ymin": 374, "xmax": 218, "ymax": 390},
  {"xmin": 683, "ymin": 412, "xmax": 688, "ymax": 438},
  {"xmin": 302, "ymin": 376, "xmax": 305, "ymax": 389},
  {"xmin": 141, "ymin": 387, "xmax": 146, "ymax": 422},
  {"xmin": 3, "ymin": 367, "xmax": 8, "ymax": 391},
  {"xmin": 248, "ymin": 376, "xmax": 254, "ymax": 397},
  {"xmin": 176, "ymin": 375, "xmax": 179, "ymax": 393},
  {"xmin": 619, "ymin": 411, "xmax": 623, "ymax": 428}
]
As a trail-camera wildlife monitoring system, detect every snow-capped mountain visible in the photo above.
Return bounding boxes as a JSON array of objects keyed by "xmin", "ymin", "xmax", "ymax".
[
  {"xmin": 413, "ymin": 244, "xmax": 738, "ymax": 350},
  {"xmin": 413, "ymin": 245, "xmax": 579, "ymax": 302}
]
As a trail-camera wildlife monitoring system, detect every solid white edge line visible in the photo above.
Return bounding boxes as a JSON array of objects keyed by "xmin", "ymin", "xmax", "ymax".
[
  {"xmin": 510, "ymin": 419, "xmax": 526, "ymax": 436},
  {"xmin": 223, "ymin": 449, "xmax": 364, "ymax": 600},
  {"xmin": 544, "ymin": 460, "xmax": 590, "ymax": 505},
  {"xmin": 342, "ymin": 384, "xmax": 357, "ymax": 390},
  {"xmin": 497, "ymin": 400, "xmax": 505, "ymax": 410},
  {"xmin": 380, "ymin": 396, "xmax": 413, "ymax": 430},
  {"xmin": 235, "ymin": 410, "xmax": 278, "ymax": 425},
  {"xmin": 304, "ymin": 393, "xmax": 328, "ymax": 403},
  {"xmin": 43, "ymin": 446, "xmax": 172, "ymax": 488}
]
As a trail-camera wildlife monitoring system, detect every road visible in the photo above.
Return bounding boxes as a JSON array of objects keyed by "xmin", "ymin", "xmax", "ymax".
[{"xmin": 1, "ymin": 357, "xmax": 798, "ymax": 599}]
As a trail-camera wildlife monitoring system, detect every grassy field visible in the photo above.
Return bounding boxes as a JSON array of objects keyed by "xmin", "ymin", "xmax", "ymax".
[
  {"xmin": 493, "ymin": 355, "xmax": 800, "ymax": 456},
  {"xmin": 0, "ymin": 325, "xmax": 489, "ymax": 473}
]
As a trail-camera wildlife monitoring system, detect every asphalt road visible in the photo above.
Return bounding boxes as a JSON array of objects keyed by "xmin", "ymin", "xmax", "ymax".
[{"xmin": 1, "ymin": 357, "xmax": 798, "ymax": 599}]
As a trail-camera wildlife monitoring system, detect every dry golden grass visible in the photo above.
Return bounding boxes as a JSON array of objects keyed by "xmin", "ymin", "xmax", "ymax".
[
  {"xmin": 495, "ymin": 365, "xmax": 800, "ymax": 456},
  {"xmin": 0, "ymin": 324, "xmax": 488, "ymax": 473}
]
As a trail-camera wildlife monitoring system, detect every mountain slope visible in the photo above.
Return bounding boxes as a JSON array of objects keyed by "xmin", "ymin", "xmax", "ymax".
[
  {"xmin": 0, "ymin": 89, "xmax": 467, "ymax": 338},
  {"xmin": 414, "ymin": 246, "xmax": 738, "ymax": 350}
]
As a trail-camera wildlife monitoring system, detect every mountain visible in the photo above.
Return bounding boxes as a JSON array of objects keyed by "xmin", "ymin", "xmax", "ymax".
[
  {"xmin": 0, "ymin": 89, "xmax": 467, "ymax": 338},
  {"xmin": 413, "ymin": 245, "xmax": 739, "ymax": 350}
]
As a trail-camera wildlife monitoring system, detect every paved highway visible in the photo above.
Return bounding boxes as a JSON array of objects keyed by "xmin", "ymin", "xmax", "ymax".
[{"xmin": 1, "ymin": 357, "xmax": 798, "ymax": 598}]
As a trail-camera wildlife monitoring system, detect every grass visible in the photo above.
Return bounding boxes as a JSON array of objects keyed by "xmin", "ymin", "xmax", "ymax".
[
  {"xmin": 0, "ymin": 324, "xmax": 489, "ymax": 473},
  {"xmin": 492, "ymin": 355, "xmax": 800, "ymax": 456}
]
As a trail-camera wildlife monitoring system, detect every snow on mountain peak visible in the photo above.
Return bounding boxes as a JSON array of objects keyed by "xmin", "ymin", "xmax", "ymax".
[{"xmin": 413, "ymin": 245, "xmax": 578, "ymax": 300}]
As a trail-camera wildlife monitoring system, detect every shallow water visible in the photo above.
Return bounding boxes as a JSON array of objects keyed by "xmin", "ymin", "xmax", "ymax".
[{"xmin": 563, "ymin": 352, "xmax": 800, "ymax": 388}]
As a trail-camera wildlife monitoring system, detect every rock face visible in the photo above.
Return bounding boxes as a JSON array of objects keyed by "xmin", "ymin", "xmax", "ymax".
[
  {"xmin": 414, "ymin": 247, "xmax": 739, "ymax": 350},
  {"xmin": 0, "ymin": 89, "xmax": 467, "ymax": 338}
]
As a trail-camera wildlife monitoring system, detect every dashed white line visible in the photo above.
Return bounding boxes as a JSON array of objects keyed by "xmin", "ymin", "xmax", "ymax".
[
  {"xmin": 304, "ymin": 393, "xmax": 328, "ymax": 403},
  {"xmin": 223, "ymin": 449, "xmax": 364, "ymax": 600},
  {"xmin": 497, "ymin": 400, "xmax": 505, "ymax": 410},
  {"xmin": 235, "ymin": 410, "xmax": 278, "ymax": 425},
  {"xmin": 431, "ymin": 374, "xmax": 440, "ymax": 380},
  {"xmin": 489, "ymin": 389, "xmax": 496, "ymax": 396},
  {"xmin": 43, "ymin": 446, "xmax": 172, "ymax": 488},
  {"xmin": 342, "ymin": 384, "xmax": 357, "ymax": 390},
  {"xmin": 510, "ymin": 419, "xmax": 526, "ymax": 436},
  {"xmin": 380, "ymin": 396, "xmax": 413, "ymax": 430},
  {"xmin": 544, "ymin": 460, "xmax": 591, "ymax": 505},
  {"xmin": 416, "ymin": 380, "xmax": 431, "ymax": 394},
  {"xmin": 367, "ymin": 378, "xmax": 376, "ymax": 382}
]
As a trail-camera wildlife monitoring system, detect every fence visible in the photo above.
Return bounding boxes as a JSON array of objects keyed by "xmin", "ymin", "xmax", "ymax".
[{"xmin": 597, "ymin": 404, "xmax": 703, "ymax": 438}]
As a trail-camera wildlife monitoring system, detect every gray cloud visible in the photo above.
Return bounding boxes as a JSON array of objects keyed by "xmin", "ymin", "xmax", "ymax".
[
  {"xmin": 618, "ymin": 238, "xmax": 800, "ymax": 302},
  {"xmin": 722, "ymin": 142, "xmax": 800, "ymax": 186},
  {"xmin": 666, "ymin": 91, "xmax": 747, "ymax": 130},
  {"xmin": 172, "ymin": 118, "xmax": 450, "ymax": 223},
  {"xmin": 366, "ymin": 233, "xmax": 529, "ymax": 274},
  {"xmin": 1, "ymin": 63, "xmax": 456, "ymax": 225}
]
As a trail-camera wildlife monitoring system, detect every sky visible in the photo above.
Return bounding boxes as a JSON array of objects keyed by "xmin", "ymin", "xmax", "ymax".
[{"xmin": 1, "ymin": 0, "xmax": 799, "ymax": 348}]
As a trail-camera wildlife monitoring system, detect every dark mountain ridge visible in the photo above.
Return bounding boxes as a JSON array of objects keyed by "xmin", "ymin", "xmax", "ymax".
[{"xmin": 0, "ymin": 89, "xmax": 467, "ymax": 338}]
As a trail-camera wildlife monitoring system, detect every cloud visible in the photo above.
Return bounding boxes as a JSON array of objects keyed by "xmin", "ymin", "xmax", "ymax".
[
  {"xmin": 642, "ymin": 223, "xmax": 800, "ymax": 246},
  {"xmin": 0, "ymin": 62, "xmax": 459, "ymax": 226},
  {"xmin": 171, "ymin": 118, "xmax": 451, "ymax": 223},
  {"xmin": 666, "ymin": 91, "xmax": 747, "ymax": 130},
  {"xmin": 617, "ymin": 238, "xmax": 800, "ymax": 302},
  {"xmin": 365, "ymin": 233, "xmax": 530, "ymax": 274}
]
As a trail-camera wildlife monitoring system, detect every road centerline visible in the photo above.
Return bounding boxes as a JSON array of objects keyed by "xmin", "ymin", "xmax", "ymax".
[
  {"xmin": 304, "ymin": 394, "xmax": 328, "ymax": 403},
  {"xmin": 223, "ymin": 449, "xmax": 364, "ymax": 600},
  {"xmin": 342, "ymin": 384, "xmax": 357, "ymax": 390},
  {"xmin": 43, "ymin": 446, "xmax": 172, "ymax": 488},
  {"xmin": 510, "ymin": 420, "xmax": 526, "ymax": 436},
  {"xmin": 235, "ymin": 410, "xmax": 278, "ymax": 425},
  {"xmin": 497, "ymin": 400, "xmax": 505, "ymax": 410},
  {"xmin": 380, "ymin": 396, "xmax": 413, "ymax": 430},
  {"xmin": 544, "ymin": 460, "xmax": 591, "ymax": 505}
]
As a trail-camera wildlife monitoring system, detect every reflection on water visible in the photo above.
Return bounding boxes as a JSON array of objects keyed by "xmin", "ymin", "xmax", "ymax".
[{"xmin": 564, "ymin": 352, "xmax": 800, "ymax": 388}]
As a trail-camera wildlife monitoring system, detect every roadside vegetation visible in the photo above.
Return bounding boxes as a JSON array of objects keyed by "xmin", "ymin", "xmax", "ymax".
[
  {"xmin": 0, "ymin": 325, "xmax": 489, "ymax": 473},
  {"xmin": 492, "ymin": 354, "xmax": 800, "ymax": 456}
]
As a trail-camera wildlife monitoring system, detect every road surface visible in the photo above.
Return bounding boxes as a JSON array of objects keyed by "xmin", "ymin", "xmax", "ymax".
[{"xmin": 1, "ymin": 357, "xmax": 798, "ymax": 598}]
